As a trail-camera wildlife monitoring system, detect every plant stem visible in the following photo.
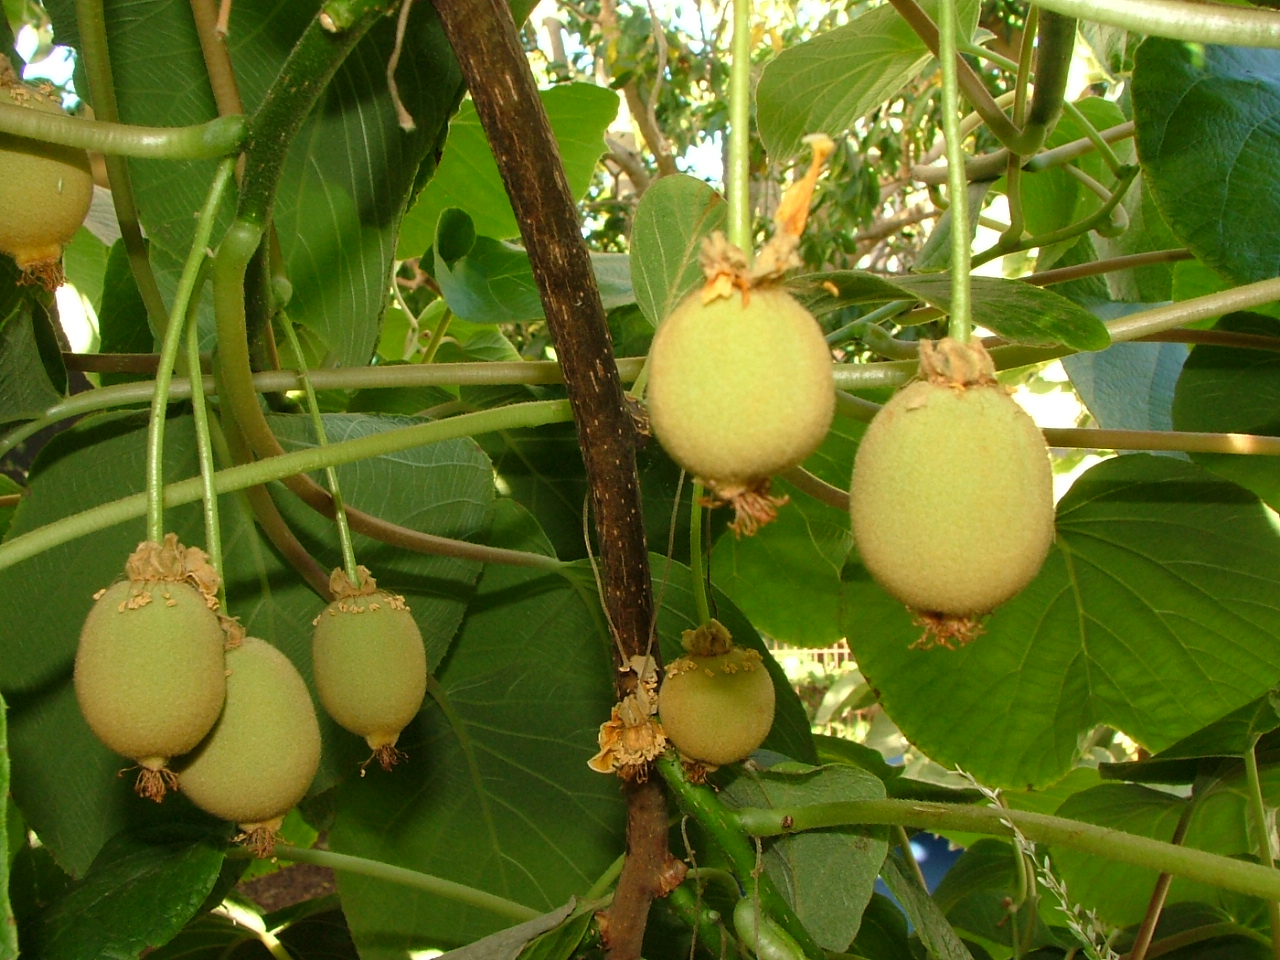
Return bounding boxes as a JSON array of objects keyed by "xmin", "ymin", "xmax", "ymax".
[
  {"xmin": 727, "ymin": 0, "xmax": 751, "ymax": 253},
  {"xmin": 1027, "ymin": 249, "xmax": 1193, "ymax": 287},
  {"xmin": 938, "ymin": 0, "xmax": 972, "ymax": 343},
  {"xmin": 72, "ymin": 0, "xmax": 171, "ymax": 336},
  {"xmin": 1059, "ymin": 100, "xmax": 1124, "ymax": 175},
  {"xmin": 0, "ymin": 400, "xmax": 574, "ymax": 575},
  {"xmin": 689, "ymin": 481, "xmax": 711, "ymax": 625},
  {"xmin": 658, "ymin": 755, "xmax": 827, "ymax": 960},
  {"xmin": 266, "ymin": 844, "xmax": 540, "ymax": 923},
  {"xmin": 186, "ymin": 278, "xmax": 226, "ymax": 609},
  {"xmin": 732, "ymin": 798, "xmax": 1280, "ymax": 903},
  {"xmin": 1243, "ymin": 738, "xmax": 1280, "ymax": 960},
  {"xmin": 1028, "ymin": 0, "xmax": 1280, "ymax": 47},
  {"xmin": 144, "ymin": 157, "xmax": 237, "ymax": 542},
  {"xmin": 278, "ymin": 316, "xmax": 360, "ymax": 584},
  {"xmin": 895, "ymin": 825, "xmax": 928, "ymax": 889},
  {"xmin": 1126, "ymin": 802, "xmax": 1192, "ymax": 960},
  {"xmin": 0, "ymin": 104, "xmax": 245, "ymax": 158},
  {"xmin": 420, "ymin": 306, "xmax": 453, "ymax": 364}
]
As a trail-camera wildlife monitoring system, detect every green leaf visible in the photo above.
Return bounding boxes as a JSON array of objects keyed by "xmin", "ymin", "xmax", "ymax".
[
  {"xmin": 436, "ymin": 902, "xmax": 578, "ymax": 960},
  {"xmin": 847, "ymin": 893, "xmax": 913, "ymax": 960},
  {"xmin": 0, "ymin": 691, "xmax": 15, "ymax": 960},
  {"xmin": 1062, "ymin": 338, "xmax": 1188, "ymax": 432},
  {"xmin": 721, "ymin": 764, "xmax": 889, "ymax": 952},
  {"xmin": 1173, "ymin": 259, "xmax": 1280, "ymax": 325},
  {"xmin": 630, "ymin": 174, "xmax": 727, "ymax": 327},
  {"xmin": 892, "ymin": 275, "xmax": 1111, "ymax": 351},
  {"xmin": 1094, "ymin": 175, "xmax": 1181, "ymax": 303},
  {"xmin": 1133, "ymin": 39, "xmax": 1280, "ymax": 286},
  {"xmin": 1050, "ymin": 781, "xmax": 1259, "ymax": 927},
  {"xmin": 879, "ymin": 854, "xmax": 975, "ymax": 960},
  {"xmin": 24, "ymin": 826, "xmax": 226, "ymax": 960},
  {"xmin": 931, "ymin": 839, "xmax": 1058, "ymax": 951},
  {"xmin": 95, "ymin": 240, "xmax": 154, "ymax": 385},
  {"xmin": 843, "ymin": 454, "xmax": 1280, "ymax": 789},
  {"xmin": 1171, "ymin": 313, "xmax": 1280, "ymax": 510},
  {"xmin": 62, "ymin": 228, "xmax": 109, "ymax": 314},
  {"xmin": 46, "ymin": 0, "xmax": 466, "ymax": 366},
  {"xmin": 1158, "ymin": 694, "xmax": 1280, "ymax": 760},
  {"xmin": 0, "ymin": 274, "xmax": 63, "ymax": 424},
  {"xmin": 756, "ymin": 0, "xmax": 980, "ymax": 163},
  {"xmin": 399, "ymin": 83, "xmax": 619, "ymax": 255}
]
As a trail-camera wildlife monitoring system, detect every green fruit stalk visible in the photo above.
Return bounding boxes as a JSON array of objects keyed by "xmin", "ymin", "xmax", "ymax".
[
  {"xmin": 0, "ymin": 70, "xmax": 94, "ymax": 289},
  {"xmin": 74, "ymin": 535, "xmax": 227, "ymax": 800},
  {"xmin": 647, "ymin": 285, "xmax": 834, "ymax": 534},
  {"xmin": 311, "ymin": 567, "xmax": 427, "ymax": 770},
  {"xmin": 850, "ymin": 338, "xmax": 1054, "ymax": 647},
  {"xmin": 658, "ymin": 620, "xmax": 776, "ymax": 768},
  {"xmin": 178, "ymin": 637, "xmax": 321, "ymax": 855}
]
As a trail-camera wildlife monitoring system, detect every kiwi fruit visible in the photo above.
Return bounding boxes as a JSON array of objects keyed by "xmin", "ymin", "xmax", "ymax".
[
  {"xmin": 311, "ymin": 570, "xmax": 427, "ymax": 770},
  {"xmin": 178, "ymin": 637, "xmax": 320, "ymax": 852},
  {"xmin": 74, "ymin": 538, "xmax": 227, "ymax": 800},
  {"xmin": 657, "ymin": 620, "xmax": 776, "ymax": 768},
  {"xmin": 849, "ymin": 338, "xmax": 1054, "ymax": 646},
  {"xmin": 645, "ymin": 285, "xmax": 834, "ymax": 533},
  {"xmin": 0, "ymin": 72, "xmax": 94, "ymax": 289}
]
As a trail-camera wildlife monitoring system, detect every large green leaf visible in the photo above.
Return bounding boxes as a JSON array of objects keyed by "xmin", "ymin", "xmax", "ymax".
[
  {"xmin": 22, "ymin": 826, "xmax": 226, "ymax": 960},
  {"xmin": 1171, "ymin": 312, "xmax": 1280, "ymax": 510},
  {"xmin": 1062, "ymin": 338, "xmax": 1188, "ymax": 433},
  {"xmin": 842, "ymin": 454, "xmax": 1280, "ymax": 789},
  {"xmin": 722, "ymin": 764, "xmax": 888, "ymax": 952},
  {"xmin": 47, "ymin": 0, "xmax": 464, "ymax": 365},
  {"xmin": 629, "ymin": 174, "xmax": 727, "ymax": 327},
  {"xmin": 399, "ymin": 83, "xmax": 619, "ymax": 256},
  {"xmin": 0, "ymin": 259, "xmax": 64, "ymax": 424},
  {"xmin": 756, "ymin": 0, "xmax": 979, "ymax": 163},
  {"xmin": 1133, "ymin": 39, "xmax": 1280, "ymax": 286}
]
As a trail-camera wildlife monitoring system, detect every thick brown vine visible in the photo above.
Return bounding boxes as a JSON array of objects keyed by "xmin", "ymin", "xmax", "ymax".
[{"xmin": 428, "ymin": 1, "xmax": 667, "ymax": 956}]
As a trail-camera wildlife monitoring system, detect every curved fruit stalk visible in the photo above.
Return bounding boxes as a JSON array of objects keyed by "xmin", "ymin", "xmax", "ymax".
[
  {"xmin": 177, "ymin": 637, "xmax": 321, "ymax": 856},
  {"xmin": 73, "ymin": 535, "xmax": 227, "ymax": 800},
  {"xmin": 311, "ymin": 567, "xmax": 427, "ymax": 771},
  {"xmin": 657, "ymin": 620, "xmax": 776, "ymax": 771},
  {"xmin": 733, "ymin": 895, "xmax": 806, "ymax": 960},
  {"xmin": 0, "ymin": 68, "xmax": 94, "ymax": 289},
  {"xmin": 849, "ymin": 338, "xmax": 1055, "ymax": 647}
]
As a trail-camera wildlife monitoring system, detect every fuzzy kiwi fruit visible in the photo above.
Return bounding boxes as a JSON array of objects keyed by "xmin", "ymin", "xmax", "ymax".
[
  {"xmin": 177, "ymin": 637, "xmax": 320, "ymax": 848},
  {"xmin": 312, "ymin": 578, "xmax": 426, "ymax": 770},
  {"xmin": 0, "ymin": 73, "xmax": 94, "ymax": 288},
  {"xmin": 646, "ymin": 286, "xmax": 834, "ymax": 530},
  {"xmin": 850, "ymin": 338, "xmax": 1054, "ymax": 644},
  {"xmin": 74, "ymin": 548, "xmax": 227, "ymax": 800},
  {"xmin": 658, "ymin": 620, "xmax": 776, "ymax": 767}
]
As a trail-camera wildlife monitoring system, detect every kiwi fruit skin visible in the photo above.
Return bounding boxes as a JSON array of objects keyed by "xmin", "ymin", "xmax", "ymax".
[
  {"xmin": 850, "ymin": 379, "xmax": 1054, "ymax": 618},
  {"xmin": 74, "ymin": 579, "xmax": 227, "ymax": 764},
  {"xmin": 658, "ymin": 647, "xmax": 776, "ymax": 766},
  {"xmin": 311, "ymin": 590, "xmax": 427, "ymax": 749},
  {"xmin": 646, "ymin": 287, "xmax": 834, "ymax": 486},
  {"xmin": 178, "ymin": 638, "xmax": 321, "ymax": 828},
  {"xmin": 0, "ymin": 81, "xmax": 94, "ymax": 275}
]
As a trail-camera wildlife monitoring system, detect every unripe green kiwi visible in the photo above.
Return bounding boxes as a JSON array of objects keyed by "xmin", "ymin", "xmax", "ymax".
[
  {"xmin": 850, "ymin": 373, "xmax": 1054, "ymax": 635},
  {"xmin": 74, "ymin": 579, "xmax": 226, "ymax": 782},
  {"xmin": 311, "ymin": 588, "xmax": 426, "ymax": 768},
  {"xmin": 177, "ymin": 638, "xmax": 320, "ymax": 835},
  {"xmin": 0, "ymin": 77, "xmax": 94, "ymax": 288},
  {"xmin": 646, "ymin": 287, "xmax": 834, "ymax": 492},
  {"xmin": 658, "ymin": 621, "xmax": 776, "ymax": 767}
]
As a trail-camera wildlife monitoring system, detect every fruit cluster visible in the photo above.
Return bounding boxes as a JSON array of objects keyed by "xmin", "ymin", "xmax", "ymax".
[{"xmin": 74, "ymin": 540, "xmax": 427, "ymax": 851}]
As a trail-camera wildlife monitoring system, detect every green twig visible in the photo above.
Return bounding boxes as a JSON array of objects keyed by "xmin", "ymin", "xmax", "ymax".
[
  {"xmin": 278, "ymin": 316, "xmax": 360, "ymax": 585},
  {"xmin": 0, "ymin": 104, "xmax": 244, "ymax": 158},
  {"xmin": 727, "ymin": 0, "xmax": 751, "ymax": 253},
  {"xmin": 1060, "ymin": 100, "xmax": 1124, "ymax": 175},
  {"xmin": 265, "ymin": 844, "xmax": 539, "ymax": 923},
  {"xmin": 1027, "ymin": 0, "xmax": 1280, "ymax": 48},
  {"xmin": 0, "ymin": 400, "xmax": 575, "ymax": 574},
  {"xmin": 144, "ymin": 156, "xmax": 237, "ymax": 542},
  {"xmin": 688, "ymin": 481, "xmax": 711, "ymax": 626},
  {"xmin": 732, "ymin": 798, "xmax": 1280, "ymax": 903},
  {"xmin": 420, "ymin": 306, "xmax": 453, "ymax": 365},
  {"xmin": 185, "ymin": 275, "xmax": 226, "ymax": 610},
  {"xmin": 938, "ymin": 0, "xmax": 972, "ymax": 343},
  {"xmin": 1126, "ymin": 801, "xmax": 1193, "ymax": 960}
]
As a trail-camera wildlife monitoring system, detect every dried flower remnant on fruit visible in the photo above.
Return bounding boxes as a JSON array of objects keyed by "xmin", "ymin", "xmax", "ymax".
[
  {"xmin": 590, "ymin": 655, "xmax": 667, "ymax": 780},
  {"xmin": 849, "ymin": 338, "xmax": 1054, "ymax": 649}
]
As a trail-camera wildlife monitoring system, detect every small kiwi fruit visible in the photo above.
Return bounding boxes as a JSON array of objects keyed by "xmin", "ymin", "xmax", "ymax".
[
  {"xmin": 311, "ymin": 567, "xmax": 427, "ymax": 770},
  {"xmin": 850, "ymin": 338, "xmax": 1054, "ymax": 646},
  {"xmin": 177, "ymin": 637, "xmax": 321, "ymax": 854},
  {"xmin": 74, "ymin": 536, "xmax": 227, "ymax": 800},
  {"xmin": 658, "ymin": 620, "xmax": 776, "ymax": 768}
]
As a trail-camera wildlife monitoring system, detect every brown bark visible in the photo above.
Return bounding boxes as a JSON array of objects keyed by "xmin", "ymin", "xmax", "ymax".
[{"xmin": 428, "ymin": 2, "xmax": 666, "ymax": 957}]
